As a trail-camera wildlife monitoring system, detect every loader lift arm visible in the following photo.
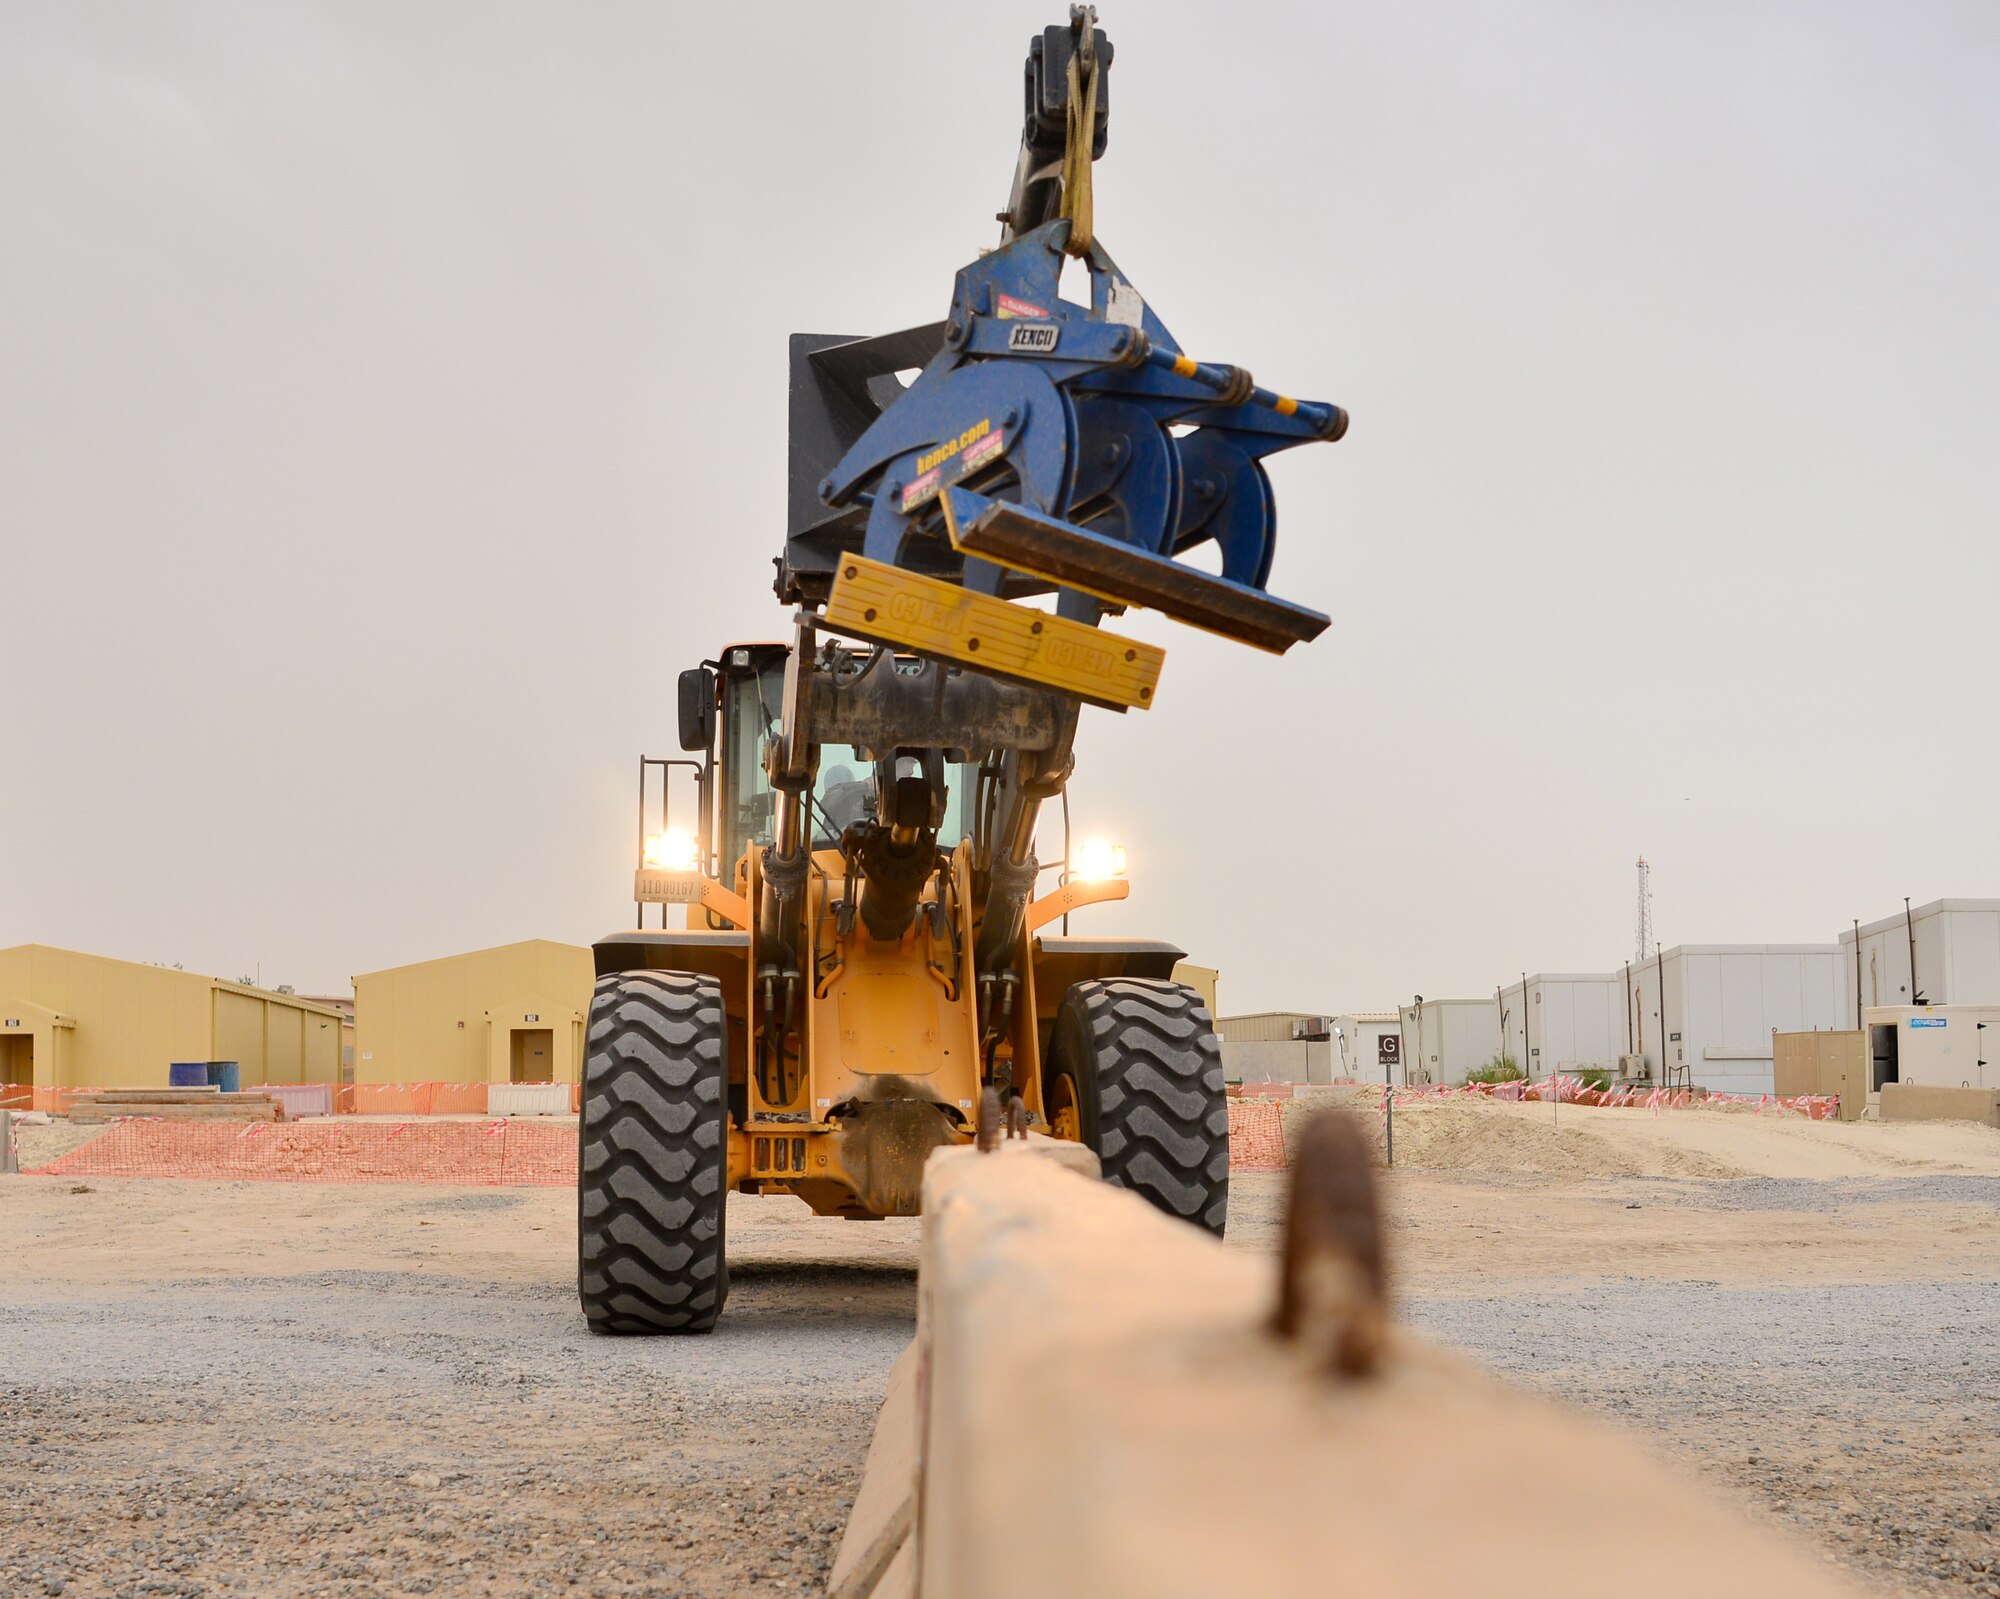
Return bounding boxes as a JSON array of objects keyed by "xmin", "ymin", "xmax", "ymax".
[{"xmin": 780, "ymin": 9, "xmax": 1116, "ymax": 611}]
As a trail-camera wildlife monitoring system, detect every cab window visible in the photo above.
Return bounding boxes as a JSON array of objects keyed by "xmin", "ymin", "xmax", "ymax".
[{"xmin": 718, "ymin": 662, "xmax": 971, "ymax": 870}]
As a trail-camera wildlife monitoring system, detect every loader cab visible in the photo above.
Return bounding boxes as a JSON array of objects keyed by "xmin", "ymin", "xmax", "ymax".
[{"xmin": 706, "ymin": 643, "xmax": 973, "ymax": 881}]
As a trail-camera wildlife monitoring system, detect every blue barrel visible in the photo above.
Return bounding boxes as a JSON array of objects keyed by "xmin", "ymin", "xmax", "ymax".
[
  {"xmin": 207, "ymin": 1061, "xmax": 241, "ymax": 1094},
  {"xmin": 168, "ymin": 1062, "xmax": 209, "ymax": 1088}
]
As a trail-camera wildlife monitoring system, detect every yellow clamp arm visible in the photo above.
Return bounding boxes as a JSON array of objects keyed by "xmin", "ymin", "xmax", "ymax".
[
  {"xmin": 1025, "ymin": 876, "xmax": 1128, "ymax": 935},
  {"xmin": 699, "ymin": 879, "xmax": 752, "ymax": 930}
]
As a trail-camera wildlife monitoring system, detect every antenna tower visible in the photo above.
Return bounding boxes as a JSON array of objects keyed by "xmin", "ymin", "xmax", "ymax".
[{"xmin": 1635, "ymin": 856, "xmax": 1655, "ymax": 963}]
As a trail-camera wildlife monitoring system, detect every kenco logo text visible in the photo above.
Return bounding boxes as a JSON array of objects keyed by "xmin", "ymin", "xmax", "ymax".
[{"xmin": 916, "ymin": 419, "xmax": 993, "ymax": 475}]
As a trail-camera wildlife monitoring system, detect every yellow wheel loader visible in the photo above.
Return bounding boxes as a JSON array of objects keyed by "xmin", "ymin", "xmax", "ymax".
[{"xmin": 577, "ymin": 9, "xmax": 1344, "ymax": 1333}]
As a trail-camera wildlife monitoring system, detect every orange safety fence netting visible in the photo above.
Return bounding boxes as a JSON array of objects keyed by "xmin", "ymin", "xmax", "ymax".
[
  {"xmin": 26, "ymin": 1106, "xmax": 1289, "ymax": 1183},
  {"xmin": 0, "ymin": 1082, "xmax": 586, "ymax": 1116},
  {"xmin": 1227, "ymin": 1098, "xmax": 1287, "ymax": 1171},
  {"xmin": 1389, "ymin": 1078, "xmax": 1841, "ymax": 1119},
  {"xmin": 1, "ymin": 1086, "xmax": 127, "ymax": 1114},
  {"xmin": 13, "ymin": 1082, "xmax": 1830, "ymax": 1185},
  {"xmin": 23, "ymin": 1118, "xmax": 580, "ymax": 1186}
]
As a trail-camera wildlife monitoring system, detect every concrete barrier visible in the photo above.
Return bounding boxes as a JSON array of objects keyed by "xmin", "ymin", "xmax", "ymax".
[
  {"xmin": 832, "ymin": 1139, "xmax": 1859, "ymax": 1599},
  {"xmin": 256, "ymin": 1083, "xmax": 334, "ymax": 1119},
  {"xmin": 485, "ymin": 1082, "xmax": 574, "ymax": 1117},
  {"xmin": 1880, "ymin": 1083, "xmax": 2000, "ymax": 1128},
  {"xmin": 826, "ymin": 1345, "xmax": 918, "ymax": 1599}
]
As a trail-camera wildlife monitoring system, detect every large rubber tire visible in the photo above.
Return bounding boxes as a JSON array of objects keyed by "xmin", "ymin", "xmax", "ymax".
[
  {"xmin": 1043, "ymin": 978, "xmax": 1229, "ymax": 1236},
  {"xmin": 577, "ymin": 971, "xmax": 730, "ymax": 1334}
]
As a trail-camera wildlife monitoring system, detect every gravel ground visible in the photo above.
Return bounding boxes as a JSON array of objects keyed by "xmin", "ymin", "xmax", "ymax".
[
  {"xmin": 1230, "ymin": 1168, "xmax": 2000, "ymax": 1598},
  {"xmin": 1608, "ymin": 1174, "xmax": 2000, "ymax": 1213},
  {"xmin": 0, "ymin": 1186, "xmax": 919, "ymax": 1599},
  {"xmin": 1405, "ymin": 1278, "xmax": 2000, "ymax": 1597}
]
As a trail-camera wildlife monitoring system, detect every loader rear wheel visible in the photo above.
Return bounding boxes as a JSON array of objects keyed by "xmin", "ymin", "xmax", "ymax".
[
  {"xmin": 1044, "ymin": 978, "xmax": 1229, "ymax": 1236},
  {"xmin": 578, "ymin": 970, "xmax": 729, "ymax": 1334}
]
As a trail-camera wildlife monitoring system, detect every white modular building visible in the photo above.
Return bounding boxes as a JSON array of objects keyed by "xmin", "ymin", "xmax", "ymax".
[
  {"xmin": 1861, "ymin": 1004, "xmax": 2000, "ymax": 1094},
  {"xmin": 1331, "ymin": 1012, "xmax": 1404, "ymax": 1084},
  {"xmin": 1625, "ymin": 945, "xmax": 1846, "ymax": 1096},
  {"xmin": 1399, "ymin": 998, "xmax": 1503, "ymax": 1085},
  {"xmin": 1840, "ymin": 900, "xmax": 2000, "ymax": 1014},
  {"xmin": 1499, "ymin": 974, "xmax": 1626, "ymax": 1080}
]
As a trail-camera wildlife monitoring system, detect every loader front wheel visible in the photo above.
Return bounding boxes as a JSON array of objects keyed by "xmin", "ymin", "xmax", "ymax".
[
  {"xmin": 578, "ymin": 971, "xmax": 729, "ymax": 1333},
  {"xmin": 1044, "ymin": 978, "xmax": 1229, "ymax": 1236}
]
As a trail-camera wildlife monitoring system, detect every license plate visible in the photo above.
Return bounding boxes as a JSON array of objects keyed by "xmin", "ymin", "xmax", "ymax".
[{"xmin": 634, "ymin": 869, "xmax": 704, "ymax": 905}]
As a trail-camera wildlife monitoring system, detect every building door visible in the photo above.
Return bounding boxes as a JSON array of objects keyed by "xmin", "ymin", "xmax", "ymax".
[
  {"xmin": 510, "ymin": 1028, "xmax": 554, "ymax": 1083},
  {"xmin": 1869, "ymin": 1024, "xmax": 1899, "ymax": 1093},
  {"xmin": 0, "ymin": 1034, "xmax": 31, "ymax": 1090}
]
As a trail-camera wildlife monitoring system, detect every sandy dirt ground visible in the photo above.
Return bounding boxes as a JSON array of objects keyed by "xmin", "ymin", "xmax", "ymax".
[{"xmin": 2, "ymin": 1103, "xmax": 1997, "ymax": 1597}]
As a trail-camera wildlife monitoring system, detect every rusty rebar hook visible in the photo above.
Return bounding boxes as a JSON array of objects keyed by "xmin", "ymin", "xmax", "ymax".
[
  {"xmin": 976, "ymin": 1085, "xmax": 1003, "ymax": 1152},
  {"xmin": 1272, "ymin": 1111, "xmax": 1390, "ymax": 1378}
]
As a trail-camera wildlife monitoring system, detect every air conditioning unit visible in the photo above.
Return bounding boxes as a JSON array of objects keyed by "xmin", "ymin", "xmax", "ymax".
[
  {"xmin": 1617, "ymin": 1054, "xmax": 1650, "ymax": 1082},
  {"xmin": 1292, "ymin": 1016, "xmax": 1332, "ymax": 1042}
]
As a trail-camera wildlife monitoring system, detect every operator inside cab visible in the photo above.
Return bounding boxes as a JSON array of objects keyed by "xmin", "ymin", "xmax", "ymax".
[{"xmin": 816, "ymin": 762, "xmax": 875, "ymax": 836}]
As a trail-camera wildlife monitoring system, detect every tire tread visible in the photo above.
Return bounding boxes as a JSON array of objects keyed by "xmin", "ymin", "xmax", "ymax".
[
  {"xmin": 577, "ymin": 970, "xmax": 729, "ymax": 1334},
  {"xmin": 1054, "ymin": 978, "xmax": 1229, "ymax": 1235}
]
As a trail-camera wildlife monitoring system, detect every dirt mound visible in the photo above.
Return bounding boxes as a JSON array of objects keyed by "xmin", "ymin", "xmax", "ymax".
[
  {"xmin": 1264, "ymin": 1092, "xmax": 2000, "ymax": 1181},
  {"xmin": 1375, "ymin": 1100, "xmax": 1748, "ymax": 1179},
  {"xmin": 1277, "ymin": 1095, "xmax": 1748, "ymax": 1179},
  {"xmin": 14, "ymin": 1119, "xmax": 108, "ymax": 1171}
]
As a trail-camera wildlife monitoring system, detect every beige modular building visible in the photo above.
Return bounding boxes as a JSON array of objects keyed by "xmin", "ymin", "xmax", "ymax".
[
  {"xmin": 353, "ymin": 940, "xmax": 593, "ymax": 1084},
  {"xmin": 0, "ymin": 944, "xmax": 344, "ymax": 1097},
  {"xmin": 1215, "ymin": 1011, "xmax": 1327, "ymax": 1085},
  {"xmin": 1215, "ymin": 1011, "xmax": 1327, "ymax": 1045},
  {"xmin": 1772, "ymin": 1030, "xmax": 1867, "ymax": 1120}
]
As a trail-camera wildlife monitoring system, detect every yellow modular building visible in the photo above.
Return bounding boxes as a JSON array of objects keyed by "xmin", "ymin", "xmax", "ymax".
[
  {"xmin": 297, "ymin": 994, "xmax": 357, "ymax": 1081},
  {"xmin": 1171, "ymin": 962, "xmax": 1219, "ymax": 1016},
  {"xmin": 0, "ymin": 944, "xmax": 345, "ymax": 1095},
  {"xmin": 353, "ymin": 940, "xmax": 592, "ymax": 1084}
]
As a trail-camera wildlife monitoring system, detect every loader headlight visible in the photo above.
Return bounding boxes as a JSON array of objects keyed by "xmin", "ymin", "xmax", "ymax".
[
  {"xmin": 1073, "ymin": 841, "xmax": 1127, "ymax": 882},
  {"xmin": 643, "ymin": 830, "xmax": 699, "ymax": 871}
]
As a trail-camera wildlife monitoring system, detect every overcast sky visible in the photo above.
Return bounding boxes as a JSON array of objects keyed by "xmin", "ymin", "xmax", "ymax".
[{"xmin": 3, "ymin": 1, "xmax": 1996, "ymax": 1010}]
